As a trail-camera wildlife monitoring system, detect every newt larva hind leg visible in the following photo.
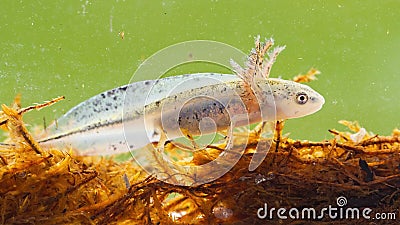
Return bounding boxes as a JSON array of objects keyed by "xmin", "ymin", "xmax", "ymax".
[
  {"xmin": 156, "ymin": 129, "xmax": 168, "ymax": 153},
  {"xmin": 181, "ymin": 129, "xmax": 200, "ymax": 150}
]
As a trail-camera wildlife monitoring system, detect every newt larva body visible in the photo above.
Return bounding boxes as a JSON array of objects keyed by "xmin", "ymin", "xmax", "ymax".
[{"xmin": 38, "ymin": 74, "xmax": 324, "ymax": 155}]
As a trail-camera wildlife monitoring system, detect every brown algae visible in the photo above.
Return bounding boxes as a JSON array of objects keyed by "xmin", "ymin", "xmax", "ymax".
[{"xmin": 0, "ymin": 96, "xmax": 399, "ymax": 224}]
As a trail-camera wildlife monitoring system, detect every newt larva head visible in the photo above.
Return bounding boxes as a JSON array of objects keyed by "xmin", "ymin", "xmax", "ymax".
[{"xmin": 267, "ymin": 78, "xmax": 325, "ymax": 120}]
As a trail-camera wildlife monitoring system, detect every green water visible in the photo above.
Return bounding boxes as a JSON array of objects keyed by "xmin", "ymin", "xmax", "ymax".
[{"xmin": 1, "ymin": 0, "xmax": 399, "ymax": 141}]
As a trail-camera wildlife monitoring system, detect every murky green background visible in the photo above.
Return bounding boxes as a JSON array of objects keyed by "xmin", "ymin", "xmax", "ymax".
[{"xmin": 1, "ymin": 0, "xmax": 399, "ymax": 141}]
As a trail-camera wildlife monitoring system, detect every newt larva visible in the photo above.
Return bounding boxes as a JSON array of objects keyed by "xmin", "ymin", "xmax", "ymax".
[{"xmin": 37, "ymin": 37, "xmax": 325, "ymax": 157}]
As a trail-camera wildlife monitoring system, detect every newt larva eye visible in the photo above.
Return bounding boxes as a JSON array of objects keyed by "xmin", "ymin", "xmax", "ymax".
[{"xmin": 296, "ymin": 92, "xmax": 308, "ymax": 105}]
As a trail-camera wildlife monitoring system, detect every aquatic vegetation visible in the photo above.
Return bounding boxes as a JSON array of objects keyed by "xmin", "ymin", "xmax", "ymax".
[{"xmin": 0, "ymin": 94, "xmax": 399, "ymax": 224}]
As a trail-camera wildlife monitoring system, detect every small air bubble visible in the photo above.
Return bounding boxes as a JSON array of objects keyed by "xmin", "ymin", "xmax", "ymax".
[
  {"xmin": 213, "ymin": 206, "xmax": 233, "ymax": 220},
  {"xmin": 255, "ymin": 173, "xmax": 269, "ymax": 184},
  {"xmin": 266, "ymin": 172, "xmax": 275, "ymax": 180}
]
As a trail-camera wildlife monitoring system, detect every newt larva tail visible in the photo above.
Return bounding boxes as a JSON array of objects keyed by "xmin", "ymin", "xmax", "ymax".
[{"xmin": 38, "ymin": 73, "xmax": 239, "ymax": 155}]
